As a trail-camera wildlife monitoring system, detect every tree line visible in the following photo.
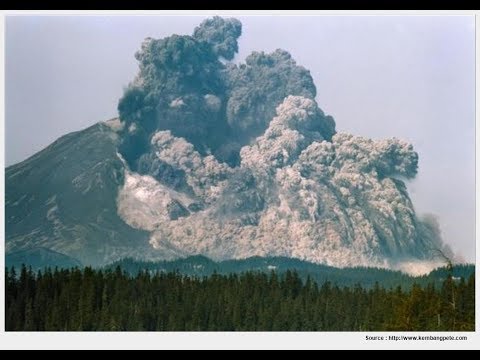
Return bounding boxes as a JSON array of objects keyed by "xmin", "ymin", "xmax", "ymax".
[{"xmin": 5, "ymin": 265, "xmax": 475, "ymax": 331}]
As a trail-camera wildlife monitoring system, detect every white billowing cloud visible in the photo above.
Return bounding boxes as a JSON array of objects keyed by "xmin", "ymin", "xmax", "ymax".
[
  {"xmin": 117, "ymin": 170, "xmax": 195, "ymax": 231},
  {"xmin": 393, "ymin": 260, "xmax": 445, "ymax": 276},
  {"xmin": 240, "ymin": 96, "xmax": 325, "ymax": 171},
  {"xmin": 204, "ymin": 94, "xmax": 222, "ymax": 112},
  {"xmin": 128, "ymin": 123, "xmax": 138, "ymax": 134},
  {"xmin": 104, "ymin": 118, "xmax": 125, "ymax": 132},
  {"xmin": 331, "ymin": 133, "xmax": 418, "ymax": 179},
  {"xmin": 117, "ymin": 96, "xmax": 446, "ymax": 269},
  {"xmin": 151, "ymin": 130, "xmax": 232, "ymax": 203},
  {"xmin": 169, "ymin": 97, "xmax": 185, "ymax": 108}
]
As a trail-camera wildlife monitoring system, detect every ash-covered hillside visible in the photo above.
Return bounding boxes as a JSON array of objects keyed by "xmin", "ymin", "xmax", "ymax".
[{"xmin": 5, "ymin": 17, "xmax": 453, "ymax": 271}]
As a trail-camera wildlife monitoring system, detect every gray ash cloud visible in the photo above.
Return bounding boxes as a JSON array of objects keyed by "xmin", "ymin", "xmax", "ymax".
[
  {"xmin": 113, "ymin": 16, "xmax": 453, "ymax": 273},
  {"xmin": 116, "ymin": 16, "xmax": 329, "ymax": 167}
]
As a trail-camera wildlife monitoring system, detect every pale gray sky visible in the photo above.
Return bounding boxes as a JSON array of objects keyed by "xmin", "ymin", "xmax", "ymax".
[{"xmin": 5, "ymin": 15, "xmax": 475, "ymax": 261}]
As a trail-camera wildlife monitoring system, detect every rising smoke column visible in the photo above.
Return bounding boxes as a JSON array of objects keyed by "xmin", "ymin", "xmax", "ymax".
[
  {"xmin": 116, "ymin": 16, "xmax": 324, "ymax": 168},
  {"xmin": 115, "ymin": 17, "xmax": 450, "ymax": 271}
]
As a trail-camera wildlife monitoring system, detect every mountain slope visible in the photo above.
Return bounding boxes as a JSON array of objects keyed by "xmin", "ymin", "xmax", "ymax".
[
  {"xmin": 5, "ymin": 122, "xmax": 154, "ymax": 267},
  {"xmin": 6, "ymin": 247, "xmax": 82, "ymax": 270}
]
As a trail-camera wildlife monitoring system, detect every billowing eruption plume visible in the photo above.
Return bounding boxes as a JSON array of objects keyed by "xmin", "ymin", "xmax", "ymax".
[
  {"xmin": 113, "ymin": 16, "xmax": 452, "ymax": 271},
  {"xmin": 117, "ymin": 16, "xmax": 322, "ymax": 167},
  {"xmin": 193, "ymin": 16, "xmax": 242, "ymax": 60}
]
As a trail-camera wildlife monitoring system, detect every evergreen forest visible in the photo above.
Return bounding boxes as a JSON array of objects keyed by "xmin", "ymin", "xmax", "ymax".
[{"xmin": 5, "ymin": 265, "xmax": 475, "ymax": 331}]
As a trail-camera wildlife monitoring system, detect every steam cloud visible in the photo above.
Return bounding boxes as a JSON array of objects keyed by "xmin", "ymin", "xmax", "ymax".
[{"xmin": 113, "ymin": 17, "xmax": 453, "ymax": 272}]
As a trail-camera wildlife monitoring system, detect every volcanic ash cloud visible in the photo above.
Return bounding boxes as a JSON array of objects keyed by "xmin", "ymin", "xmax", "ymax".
[{"xmin": 115, "ymin": 17, "xmax": 451, "ymax": 271}]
